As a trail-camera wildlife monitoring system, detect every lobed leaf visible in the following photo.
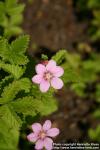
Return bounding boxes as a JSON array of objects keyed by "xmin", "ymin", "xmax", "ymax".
[
  {"xmin": 11, "ymin": 96, "xmax": 36, "ymax": 117},
  {"xmin": 0, "ymin": 78, "xmax": 31, "ymax": 104},
  {"xmin": 52, "ymin": 50, "xmax": 66, "ymax": 65},
  {"xmin": 0, "ymin": 61, "xmax": 25, "ymax": 79},
  {"xmin": 0, "ymin": 36, "xmax": 29, "ymax": 65},
  {"xmin": 0, "ymin": 105, "xmax": 21, "ymax": 150}
]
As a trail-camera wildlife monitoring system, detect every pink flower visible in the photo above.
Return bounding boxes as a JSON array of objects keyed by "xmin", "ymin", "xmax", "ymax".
[
  {"xmin": 27, "ymin": 120, "xmax": 60, "ymax": 150},
  {"xmin": 32, "ymin": 60, "xmax": 64, "ymax": 92}
]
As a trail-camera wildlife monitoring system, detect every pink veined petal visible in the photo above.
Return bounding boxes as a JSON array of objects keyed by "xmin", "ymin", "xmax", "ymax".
[
  {"xmin": 32, "ymin": 75, "xmax": 43, "ymax": 84},
  {"xmin": 27, "ymin": 133, "xmax": 38, "ymax": 142},
  {"xmin": 44, "ymin": 137, "xmax": 53, "ymax": 150},
  {"xmin": 40, "ymin": 80, "xmax": 50, "ymax": 92},
  {"xmin": 47, "ymin": 128, "xmax": 60, "ymax": 137},
  {"xmin": 46, "ymin": 60, "xmax": 56, "ymax": 71},
  {"xmin": 35, "ymin": 139, "xmax": 44, "ymax": 150},
  {"xmin": 53, "ymin": 66, "xmax": 64, "ymax": 77},
  {"xmin": 43, "ymin": 120, "xmax": 52, "ymax": 131},
  {"xmin": 32, "ymin": 123, "xmax": 42, "ymax": 133},
  {"xmin": 36, "ymin": 64, "xmax": 46, "ymax": 75},
  {"xmin": 51, "ymin": 77, "xmax": 64, "ymax": 89}
]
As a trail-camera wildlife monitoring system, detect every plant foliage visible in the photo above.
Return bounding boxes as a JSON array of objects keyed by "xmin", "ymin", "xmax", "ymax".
[
  {"xmin": 0, "ymin": 0, "xmax": 100, "ymax": 149},
  {"xmin": 0, "ymin": 0, "xmax": 24, "ymax": 38},
  {"xmin": 0, "ymin": 36, "xmax": 78, "ymax": 149}
]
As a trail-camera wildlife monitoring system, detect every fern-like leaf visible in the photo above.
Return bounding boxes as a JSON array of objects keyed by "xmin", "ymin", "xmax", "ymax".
[
  {"xmin": 11, "ymin": 96, "xmax": 36, "ymax": 117},
  {"xmin": 52, "ymin": 50, "xmax": 66, "ymax": 65},
  {"xmin": 0, "ymin": 105, "xmax": 21, "ymax": 150},
  {"xmin": 31, "ymin": 85, "xmax": 57, "ymax": 115},
  {"xmin": 0, "ymin": 78, "xmax": 31, "ymax": 104},
  {"xmin": 11, "ymin": 35, "xmax": 29, "ymax": 54},
  {"xmin": 0, "ymin": 61, "xmax": 25, "ymax": 79},
  {"xmin": 0, "ymin": 36, "xmax": 29, "ymax": 65}
]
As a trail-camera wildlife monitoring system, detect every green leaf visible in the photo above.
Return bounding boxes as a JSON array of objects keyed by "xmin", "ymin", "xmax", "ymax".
[
  {"xmin": 0, "ymin": 61, "xmax": 25, "ymax": 79},
  {"xmin": 11, "ymin": 35, "xmax": 29, "ymax": 53},
  {"xmin": 0, "ymin": 105, "xmax": 21, "ymax": 128},
  {"xmin": 96, "ymin": 84, "xmax": 100, "ymax": 102},
  {"xmin": 0, "ymin": 36, "xmax": 29, "ymax": 65},
  {"xmin": 0, "ymin": 2, "xmax": 5, "ymax": 14},
  {"xmin": 0, "ymin": 38, "xmax": 9, "ymax": 59},
  {"xmin": 82, "ymin": 59, "xmax": 100, "ymax": 73},
  {"xmin": 0, "ymin": 75, "xmax": 13, "ymax": 95},
  {"xmin": 4, "ymin": 26, "xmax": 23, "ymax": 38},
  {"xmin": 11, "ymin": 93, "xmax": 57, "ymax": 117},
  {"xmin": 0, "ymin": 78, "xmax": 31, "ymax": 104},
  {"xmin": 93, "ymin": 109, "xmax": 100, "ymax": 118},
  {"xmin": 31, "ymin": 85, "xmax": 57, "ymax": 115},
  {"xmin": 11, "ymin": 96, "xmax": 36, "ymax": 117},
  {"xmin": 0, "ymin": 0, "xmax": 24, "ymax": 38},
  {"xmin": 5, "ymin": 0, "xmax": 17, "ymax": 8},
  {"xmin": 65, "ymin": 52, "xmax": 81, "ymax": 68},
  {"xmin": 88, "ymin": 0, "xmax": 100, "ymax": 9},
  {"xmin": 71, "ymin": 82, "xmax": 85, "ymax": 96},
  {"xmin": 10, "ymin": 14, "xmax": 23, "ymax": 25},
  {"xmin": 34, "ymin": 97, "xmax": 57, "ymax": 116},
  {"xmin": 5, "ymin": 0, "xmax": 24, "ymax": 15},
  {"xmin": 0, "ymin": 105, "xmax": 20, "ymax": 150},
  {"xmin": 52, "ymin": 50, "xmax": 66, "ymax": 64},
  {"xmin": 88, "ymin": 125, "xmax": 100, "ymax": 141},
  {"xmin": 7, "ymin": 4, "xmax": 25, "ymax": 15},
  {"xmin": 62, "ymin": 65, "xmax": 81, "ymax": 84},
  {"xmin": 41, "ymin": 54, "xmax": 48, "ymax": 60}
]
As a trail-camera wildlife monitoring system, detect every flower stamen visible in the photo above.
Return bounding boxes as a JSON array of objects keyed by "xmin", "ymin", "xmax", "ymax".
[
  {"xmin": 39, "ymin": 131, "xmax": 46, "ymax": 139},
  {"xmin": 43, "ymin": 71, "xmax": 53, "ymax": 81}
]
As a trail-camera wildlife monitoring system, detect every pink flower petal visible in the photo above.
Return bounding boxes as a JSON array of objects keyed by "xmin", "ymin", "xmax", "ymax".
[
  {"xmin": 51, "ymin": 77, "xmax": 63, "ymax": 89},
  {"xmin": 53, "ymin": 66, "xmax": 64, "ymax": 77},
  {"xmin": 46, "ymin": 60, "xmax": 56, "ymax": 71},
  {"xmin": 32, "ymin": 75, "xmax": 43, "ymax": 84},
  {"xmin": 35, "ymin": 139, "xmax": 44, "ymax": 150},
  {"xmin": 27, "ymin": 133, "xmax": 38, "ymax": 142},
  {"xmin": 36, "ymin": 64, "xmax": 46, "ymax": 75},
  {"xmin": 47, "ymin": 128, "xmax": 60, "ymax": 137},
  {"xmin": 40, "ymin": 80, "xmax": 50, "ymax": 92},
  {"xmin": 44, "ymin": 137, "xmax": 53, "ymax": 150},
  {"xmin": 43, "ymin": 120, "xmax": 51, "ymax": 131},
  {"xmin": 32, "ymin": 123, "xmax": 42, "ymax": 133}
]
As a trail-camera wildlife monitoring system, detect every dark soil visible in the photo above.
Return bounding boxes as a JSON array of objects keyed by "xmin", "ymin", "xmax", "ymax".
[
  {"xmin": 21, "ymin": 0, "xmax": 98, "ymax": 143},
  {"xmin": 22, "ymin": 0, "xmax": 88, "ymax": 53}
]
